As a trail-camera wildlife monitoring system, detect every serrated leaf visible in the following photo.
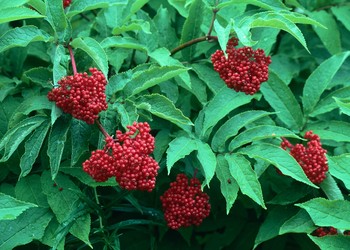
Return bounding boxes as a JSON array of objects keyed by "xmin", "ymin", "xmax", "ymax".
[
  {"xmin": 302, "ymin": 51, "xmax": 350, "ymax": 115},
  {"xmin": 20, "ymin": 120, "xmax": 50, "ymax": 178},
  {"xmin": 15, "ymin": 175, "xmax": 49, "ymax": 208},
  {"xmin": 238, "ymin": 143, "xmax": 318, "ymax": 188},
  {"xmin": 101, "ymin": 36, "xmax": 148, "ymax": 52},
  {"xmin": 212, "ymin": 110, "xmax": 273, "ymax": 153},
  {"xmin": 67, "ymin": 0, "xmax": 127, "ymax": 18},
  {"xmin": 0, "ymin": 26, "xmax": 51, "ymax": 54},
  {"xmin": 319, "ymin": 173, "xmax": 344, "ymax": 200},
  {"xmin": 328, "ymin": 154, "xmax": 350, "ymax": 190},
  {"xmin": 229, "ymin": 125, "xmax": 300, "ymax": 151},
  {"xmin": 217, "ymin": 0, "xmax": 288, "ymax": 11},
  {"xmin": 136, "ymin": 94, "xmax": 193, "ymax": 130},
  {"xmin": 0, "ymin": 193, "xmax": 37, "ymax": 220},
  {"xmin": 225, "ymin": 154, "xmax": 265, "ymax": 209},
  {"xmin": 334, "ymin": 97, "xmax": 350, "ymax": 116},
  {"xmin": 166, "ymin": 136, "xmax": 197, "ymax": 174},
  {"xmin": 45, "ymin": 0, "xmax": 67, "ymax": 41},
  {"xmin": 40, "ymin": 218, "xmax": 65, "ymax": 250},
  {"xmin": 195, "ymin": 140, "xmax": 216, "ymax": 187},
  {"xmin": 69, "ymin": 213, "xmax": 91, "ymax": 247},
  {"xmin": 0, "ymin": 207, "xmax": 52, "ymax": 250},
  {"xmin": 297, "ymin": 198, "xmax": 350, "ymax": 229},
  {"xmin": 123, "ymin": 66, "xmax": 189, "ymax": 97},
  {"xmin": 304, "ymin": 121, "xmax": 350, "ymax": 143},
  {"xmin": 71, "ymin": 37, "xmax": 108, "ymax": 77},
  {"xmin": 213, "ymin": 19, "xmax": 232, "ymax": 57},
  {"xmin": 308, "ymin": 235, "xmax": 350, "ymax": 249},
  {"xmin": 0, "ymin": 6, "xmax": 44, "ymax": 24},
  {"xmin": 279, "ymin": 209, "xmax": 316, "ymax": 235},
  {"xmin": 23, "ymin": 67, "xmax": 53, "ymax": 88},
  {"xmin": 47, "ymin": 117, "xmax": 70, "ymax": 179},
  {"xmin": 261, "ymin": 71, "xmax": 303, "ymax": 130},
  {"xmin": 71, "ymin": 119, "xmax": 91, "ymax": 166},
  {"xmin": 332, "ymin": 6, "xmax": 350, "ymax": 32}
]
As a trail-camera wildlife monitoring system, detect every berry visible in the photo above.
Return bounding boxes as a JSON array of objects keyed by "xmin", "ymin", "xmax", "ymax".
[
  {"xmin": 211, "ymin": 37, "xmax": 271, "ymax": 95},
  {"xmin": 160, "ymin": 174, "xmax": 211, "ymax": 230},
  {"xmin": 281, "ymin": 131, "xmax": 328, "ymax": 184},
  {"xmin": 344, "ymin": 230, "xmax": 350, "ymax": 236},
  {"xmin": 63, "ymin": 0, "xmax": 72, "ymax": 8},
  {"xmin": 312, "ymin": 227, "xmax": 337, "ymax": 237},
  {"xmin": 47, "ymin": 68, "xmax": 107, "ymax": 124}
]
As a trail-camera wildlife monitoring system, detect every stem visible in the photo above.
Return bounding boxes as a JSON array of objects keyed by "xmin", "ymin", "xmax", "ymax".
[
  {"xmin": 207, "ymin": 8, "xmax": 219, "ymax": 37},
  {"xmin": 193, "ymin": 168, "xmax": 198, "ymax": 179},
  {"xmin": 94, "ymin": 187, "xmax": 104, "ymax": 229},
  {"xmin": 68, "ymin": 45, "xmax": 77, "ymax": 75},
  {"xmin": 96, "ymin": 119, "xmax": 110, "ymax": 138},
  {"xmin": 170, "ymin": 35, "xmax": 217, "ymax": 56}
]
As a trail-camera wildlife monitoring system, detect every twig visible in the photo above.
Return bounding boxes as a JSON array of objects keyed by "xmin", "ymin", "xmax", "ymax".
[
  {"xmin": 68, "ymin": 44, "xmax": 77, "ymax": 75},
  {"xmin": 170, "ymin": 35, "xmax": 218, "ymax": 56}
]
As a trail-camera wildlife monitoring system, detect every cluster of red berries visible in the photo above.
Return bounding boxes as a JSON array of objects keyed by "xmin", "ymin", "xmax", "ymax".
[
  {"xmin": 281, "ymin": 131, "xmax": 328, "ymax": 184},
  {"xmin": 83, "ymin": 122, "xmax": 159, "ymax": 192},
  {"xmin": 211, "ymin": 37, "xmax": 271, "ymax": 95},
  {"xmin": 47, "ymin": 68, "xmax": 108, "ymax": 124},
  {"xmin": 63, "ymin": 0, "xmax": 72, "ymax": 8},
  {"xmin": 160, "ymin": 173, "xmax": 211, "ymax": 230},
  {"xmin": 312, "ymin": 227, "xmax": 337, "ymax": 237}
]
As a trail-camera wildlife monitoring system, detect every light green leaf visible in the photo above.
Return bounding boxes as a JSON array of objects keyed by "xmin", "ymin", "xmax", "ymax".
[
  {"xmin": 261, "ymin": 71, "xmax": 303, "ymax": 130},
  {"xmin": 217, "ymin": 0, "xmax": 288, "ymax": 11},
  {"xmin": 319, "ymin": 173, "xmax": 344, "ymax": 200},
  {"xmin": 213, "ymin": 19, "xmax": 232, "ymax": 57},
  {"xmin": 195, "ymin": 140, "xmax": 216, "ymax": 187},
  {"xmin": 0, "ymin": 6, "xmax": 44, "ymax": 24},
  {"xmin": 0, "ymin": 193, "xmax": 37, "ymax": 220},
  {"xmin": 0, "ymin": 0, "xmax": 29, "ymax": 8},
  {"xmin": 297, "ymin": 198, "xmax": 350, "ymax": 229},
  {"xmin": 328, "ymin": 154, "xmax": 350, "ymax": 190},
  {"xmin": 191, "ymin": 63, "xmax": 226, "ymax": 94},
  {"xmin": 229, "ymin": 125, "xmax": 300, "ymax": 151},
  {"xmin": 71, "ymin": 37, "xmax": 108, "ymax": 77},
  {"xmin": 67, "ymin": 0, "xmax": 127, "ymax": 18},
  {"xmin": 71, "ymin": 119, "xmax": 92, "ymax": 166},
  {"xmin": 332, "ymin": 6, "xmax": 350, "ymax": 32},
  {"xmin": 153, "ymin": 6, "xmax": 178, "ymax": 49},
  {"xmin": 15, "ymin": 175, "xmax": 49, "ymax": 208},
  {"xmin": 215, "ymin": 155, "xmax": 239, "ymax": 214},
  {"xmin": 112, "ymin": 19, "xmax": 150, "ymax": 35},
  {"xmin": 51, "ymin": 44, "xmax": 67, "ymax": 86},
  {"xmin": 302, "ymin": 51, "xmax": 350, "ymax": 115},
  {"xmin": 279, "ymin": 209, "xmax": 316, "ymax": 235},
  {"xmin": 238, "ymin": 143, "xmax": 318, "ymax": 188},
  {"xmin": 101, "ymin": 36, "xmax": 148, "ymax": 52},
  {"xmin": 308, "ymin": 235, "xmax": 350, "ymax": 249},
  {"xmin": 28, "ymin": 0, "xmax": 46, "ymax": 15},
  {"xmin": 334, "ymin": 97, "xmax": 350, "ymax": 116},
  {"xmin": 0, "ymin": 26, "xmax": 51, "ymax": 54},
  {"xmin": 113, "ymin": 101, "xmax": 139, "ymax": 130},
  {"xmin": 226, "ymin": 154, "xmax": 265, "ymax": 209},
  {"xmin": 45, "ymin": 0, "xmax": 67, "ymax": 40},
  {"xmin": 304, "ymin": 121, "xmax": 350, "ymax": 143}
]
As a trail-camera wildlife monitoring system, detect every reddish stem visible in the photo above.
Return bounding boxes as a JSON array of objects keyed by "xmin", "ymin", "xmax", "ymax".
[
  {"xmin": 96, "ymin": 119, "xmax": 110, "ymax": 138},
  {"xmin": 170, "ymin": 35, "xmax": 218, "ymax": 56},
  {"xmin": 68, "ymin": 44, "xmax": 78, "ymax": 75}
]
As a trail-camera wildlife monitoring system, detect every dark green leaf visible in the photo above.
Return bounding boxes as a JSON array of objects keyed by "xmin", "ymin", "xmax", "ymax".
[
  {"xmin": 332, "ymin": 6, "xmax": 350, "ymax": 32},
  {"xmin": 23, "ymin": 67, "xmax": 53, "ymax": 88},
  {"xmin": 113, "ymin": 101, "xmax": 139, "ymax": 129},
  {"xmin": 304, "ymin": 121, "xmax": 350, "ymax": 143},
  {"xmin": 334, "ymin": 97, "xmax": 350, "ymax": 116},
  {"xmin": 308, "ymin": 235, "xmax": 350, "ymax": 249},
  {"xmin": 279, "ymin": 209, "xmax": 316, "ymax": 235},
  {"xmin": 328, "ymin": 154, "xmax": 350, "ymax": 190},
  {"xmin": 71, "ymin": 119, "xmax": 91, "ymax": 166},
  {"xmin": 0, "ymin": 193, "xmax": 37, "ymax": 220},
  {"xmin": 15, "ymin": 175, "xmax": 49, "ymax": 208},
  {"xmin": 191, "ymin": 63, "xmax": 226, "ymax": 94},
  {"xmin": 319, "ymin": 173, "xmax": 344, "ymax": 200},
  {"xmin": 45, "ymin": 0, "xmax": 67, "ymax": 40}
]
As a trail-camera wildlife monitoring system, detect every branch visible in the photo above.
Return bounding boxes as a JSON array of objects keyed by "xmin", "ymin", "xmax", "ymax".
[
  {"xmin": 170, "ymin": 35, "xmax": 218, "ymax": 56},
  {"xmin": 68, "ymin": 44, "xmax": 77, "ymax": 75}
]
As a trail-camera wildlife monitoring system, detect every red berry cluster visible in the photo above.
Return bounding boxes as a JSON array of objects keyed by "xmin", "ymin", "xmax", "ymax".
[
  {"xmin": 63, "ymin": 0, "xmax": 72, "ymax": 8},
  {"xmin": 211, "ymin": 37, "xmax": 271, "ymax": 95},
  {"xmin": 281, "ymin": 131, "xmax": 328, "ymax": 184},
  {"xmin": 47, "ymin": 68, "xmax": 107, "ymax": 124},
  {"xmin": 312, "ymin": 227, "xmax": 337, "ymax": 237},
  {"xmin": 160, "ymin": 174, "xmax": 211, "ymax": 230},
  {"xmin": 83, "ymin": 122, "xmax": 160, "ymax": 192}
]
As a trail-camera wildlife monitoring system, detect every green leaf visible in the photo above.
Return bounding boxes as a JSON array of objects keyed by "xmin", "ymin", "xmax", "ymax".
[
  {"xmin": 0, "ymin": 207, "xmax": 52, "ymax": 250},
  {"xmin": 238, "ymin": 143, "xmax": 318, "ymax": 188},
  {"xmin": 136, "ymin": 94, "xmax": 193, "ymax": 131},
  {"xmin": 40, "ymin": 218, "xmax": 65, "ymax": 250},
  {"xmin": 0, "ymin": 96, "xmax": 21, "ymax": 137},
  {"xmin": 15, "ymin": 175, "xmax": 49, "ymax": 208},
  {"xmin": 0, "ymin": 6, "xmax": 44, "ymax": 24},
  {"xmin": 71, "ymin": 119, "xmax": 92, "ymax": 166},
  {"xmin": 191, "ymin": 63, "xmax": 226, "ymax": 94},
  {"xmin": 153, "ymin": 6, "xmax": 178, "ymax": 49},
  {"xmin": 319, "ymin": 173, "xmax": 344, "ymax": 200},
  {"xmin": 297, "ymin": 198, "xmax": 350, "ymax": 229},
  {"xmin": 113, "ymin": 101, "xmax": 139, "ymax": 130},
  {"xmin": 47, "ymin": 117, "xmax": 70, "ymax": 179},
  {"xmin": 101, "ymin": 36, "xmax": 148, "ymax": 52},
  {"xmin": 123, "ymin": 66, "xmax": 189, "ymax": 97},
  {"xmin": 268, "ymin": 184, "xmax": 312, "ymax": 205},
  {"xmin": 225, "ymin": 154, "xmax": 265, "ymax": 209},
  {"xmin": 302, "ymin": 51, "xmax": 350, "ymax": 115},
  {"xmin": 0, "ymin": 0, "xmax": 29, "ymax": 8},
  {"xmin": 180, "ymin": 0, "xmax": 204, "ymax": 61},
  {"xmin": 0, "ymin": 115, "xmax": 47, "ymax": 162},
  {"xmin": 45, "ymin": 0, "xmax": 67, "ymax": 40},
  {"xmin": 332, "ymin": 6, "xmax": 350, "ymax": 32},
  {"xmin": 334, "ymin": 97, "xmax": 350, "ymax": 116},
  {"xmin": 217, "ymin": 0, "xmax": 288, "ymax": 11},
  {"xmin": 51, "ymin": 44, "xmax": 67, "ymax": 86},
  {"xmin": 308, "ymin": 235, "xmax": 350, "ymax": 249},
  {"xmin": 166, "ymin": 136, "xmax": 197, "ymax": 174},
  {"xmin": 215, "ymin": 155, "xmax": 239, "ymax": 214},
  {"xmin": 279, "ymin": 209, "xmax": 316, "ymax": 235},
  {"xmin": 23, "ymin": 67, "xmax": 53, "ymax": 88},
  {"xmin": 28, "ymin": 0, "xmax": 46, "ymax": 15},
  {"xmin": 195, "ymin": 140, "xmax": 216, "ymax": 187},
  {"xmin": 67, "ymin": 0, "xmax": 127, "ymax": 18},
  {"xmin": 212, "ymin": 111, "xmax": 273, "ymax": 153},
  {"xmin": 0, "ymin": 193, "xmax": 37, "ymax": 220},
  {"xmin": 154, "ymin": 129, "xmax": 172, "ymax": 163},
  {"xmin": 69, "ymin": 213, "xmax": 91, "ymax": 247},
  {"xmin": 308, "ymin": 10, "xmax": 341, "ymax": 55},
  {"xmin": 260, "ymin": 71, "xmax": 303, "ymax": 130},
  {"xmin": 328, "ymin": 154, "xmax": 350, "ymax": 190},
  {"xmin": 19, "ymin": 120, "xmax": 50, "ymax": 178},
  {"xmin": 228, "ymin": 125, "xmax": 300, "ymax": 151},
  {"xmin": 304, "ymin": 121, "xmax": 350, "ymax": 143},
  {"xmin": 112, "ymin": 19, "xmax": 150, "ymax": 35},
  {"xmin": 71, "ymin": 37, "xmax": 108, "ymax": 77},
  {"xmin": 0, "ymin": 26, "xmax": 51, "ymax": 54},
  {"xmin": 213, "ymin": 19, "xmax": 231, "ymax": 57}
]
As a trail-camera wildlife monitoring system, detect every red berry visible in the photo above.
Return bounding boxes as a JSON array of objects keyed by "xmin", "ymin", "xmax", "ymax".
[
  {"xmin": 211, "ymin": 37, "xmax": 271, "ymax": 95},
  {"xmin": 312, "ymin": 227, "xmax": 337, "ymax": 237},
  {"xmin": 160, "ymin": 174, "xmax": 211, "ymax": 230},
  {"xmin": 63, "ymin": 0, "xmax": 72, "ymax": 8},
  {"xmin": 344, "ymin": 230, "xmax": 350, "ymax": 236}
]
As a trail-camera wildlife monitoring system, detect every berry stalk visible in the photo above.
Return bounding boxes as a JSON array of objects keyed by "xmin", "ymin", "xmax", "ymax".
[{"xmin": 68, "ymin": 44, "xmax": 78, "ymax": 75}]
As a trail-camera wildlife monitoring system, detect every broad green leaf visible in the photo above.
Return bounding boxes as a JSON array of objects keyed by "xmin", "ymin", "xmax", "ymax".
[
  {"xmin": 297, "ymin": 198, "xmax": 350, "ymax": 229},
  {"xmin": 0, "ymin": 115, "xmax": 47, "ymax": 162},
  {"xmin": 15, "ymin": 175, "xmax": 49, "ymax": 208},
  {"xmin": 268, "ymin": 184, "xmax": 312, "ymax": 205},
  {"xmin": 252, "ymin": 27, "xmax": 279, "ymax": 55},
  {"xmin": 0, "ymin": 26, "xmax": 51, "ymax": 54},
  {"xmin": 238, "ymin": 143, "xmax": 318, "ymax": 188},
  {"xmin": 113, "ymin": 101, "xmax": 139, "ymax": 130},
  {"xmin": 180, "ymin": 0, "xmax": 204, "ymax": 61},
  {"xmin": 217, "ymin": 0, "xmax": 288, "ymax": 10},
  {"xmin": 67, "ymin": 0, "xmax": 127, "ymax": 18},
  {"xmin": 106, "ymin": 70, "xmax": 133, "ymax": 98},
  {"xmin": 195, "ymin": 140, "xmax": 216, "ymax": 187},
  {"xmin": 319, "ymin": 173, "xmax": 344, "ymax": 200},
  {"xmin": 215, "ymin": 155, "xmax": 239, "ymax": 214},
  {"xmin": 153, "ymin": 6, "xmax": 178, "ymax": 49},
  {"xmin": 154, "ymin": 130, "xmax": 172, "ymax": 163},
  {"xmin": 71, "ymin": 37, "xmax": 108, "ymax": 77},
  {"xmin": 308, "ymin": 10, "xmax": 341, "ymax": 55},
  {"xmin": 302, "ymin": 51, "xmax": 350, "ymax": 115},
  {"xmin": 168, "ymin": 0, "xmax": 191, "ymax": 17},
  {"xmin": 279, "ymin": 209, "xmax": 316, "ymax": 235},
  {"xmin": 199, "ymin": 87, "xmax": 254, "ymax": 139},
  {"xmin": 28, "ymin": 0, "xmax": 46, "ymax": 15},
  {"xmin": 304, "ymin": 121, "xmax": 350, "ymax": 143},
  {"xmin": 47, "ymin": 117, "xmax": 70, "ymax": 179},
  {"xmin": 23, "ymin": 67, "xmax": 53, "ymax": 88},
  {"xmin": 19, "ymin": 120, "xmax": 50, "ymax": 178},
  {"xmin": 51, "ymin": 44, "xmax": 67, "ymax": 86},
  {"xmin": 328, "ymin": 154, "xmax": 350, "ymax": 190},
  {"xmin": 0, "ymin": 76, "xmax": 18, "ymax": 102},
  {"xmin": 334, "ymin": 97, "xmax": 350, "ymax": 116},
  {"xmin": 123, "ymin": 66, "xmax": 189, "ymax": 97},
  {"xmin": 332, "ymin": 6, "xmax": 350, "ymax": 32},
  {"xmin": 260, "ymin": 71, "xmax": 303, "ymax": 130},
  {"xmin": 0, "ymin": 96, "xmax": 21, "ymax": 138},
  {"xmin": 112, "ymin": 20, "xmax": 150, "ymax": 35},
  {"xmin": 0, "ymin": 193, "xmax": 37, "ymax": 220},
  {"xmin": 228, "ymin": 125, "xmax": 300, "ymax": 151},
  {"xmin": 212, "ymin": 111, "xmax": 273, "ymax": 153},
  {"xmin": 308, "ymin": 235, "xmax": 350, "ymax": 249},
  {"xmin": 45, "ymin": 0, "xmax": 67, "ymax": 40},
  {"xmin": 279, "ymin": 11, "xmax": 326, "ymax": 27},
  {"xmin": 226, "ymin": 154, "xmax": 265, "ymax": 209},
  {"xmin": 136, "ymin": 10, "xmax": 159, "ymax": 52},
  {"xmin": 0, "ymin": 207, "xmax": 52, "ymax": 250},
  {"xmin": 121, "ymin": 0, "xmax": 149, "ymax": 24},
  {"xmin": 254, "ymin": 206, "xmax": 298, "ymax": 249},
  {"xmin": 0, "ymin": 6, "xmax": 44, "ymax": 24},
  {"xmin": 71, "ymin": 119, "xmax": 91, "ymax": 166},
  {"xmin": 0, "ymin": 0, "xmax": 28, "ymax": 8},
  {"xmin": 213, "ymin": 19, "xmax": 232, "ymax": 57},
  {"xmin": 191, "ymin": 63, "xmax": 226, "ymax": 94},
  {"xmin": 166, "ymin": 136, "xmax": 197, "ymax": 174},
  {"xmin": 40, "ymin": 218, "xmax": 65, "ymax": 250},
  {"xmin": 136, "ymin": 94, "xmax": 193, "ymax": 131},
  {"xmin": 101, "ymin": 36, "xmax": 148, "ymax": 52},
  {"xmin": 69, "ymin": 213, "xmax": 91, "ymax": 247}
]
